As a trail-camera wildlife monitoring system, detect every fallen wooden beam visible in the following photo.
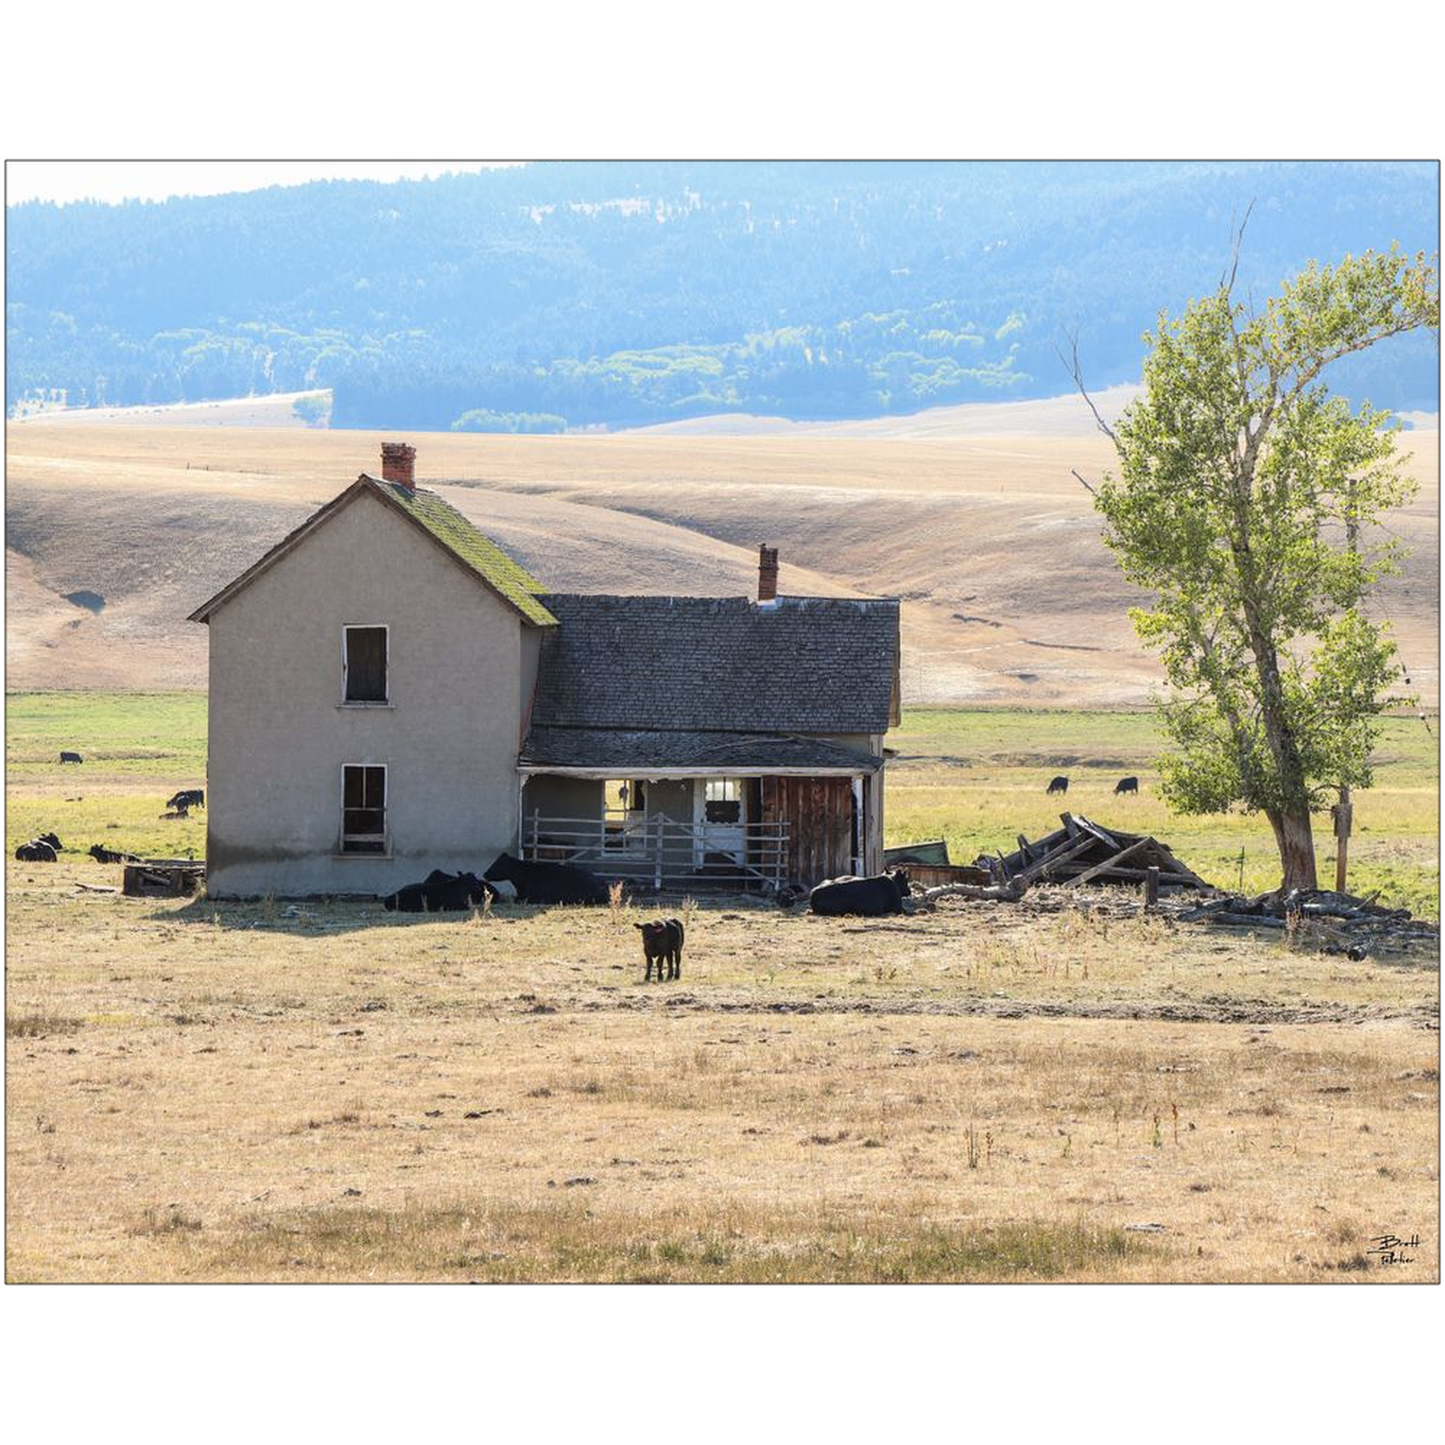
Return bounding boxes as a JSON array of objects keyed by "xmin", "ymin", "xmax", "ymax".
[
  {"xmin": 1206, "ymin": 912, "xmax": 1286, "ymax": 929},
  {"xmin": 1067, "ymin": 835, "xmax": 1155, "ymax": 888},
  {"xmin": 1014, "ymin": 833, "xmax": 1101, "ymax": 884},
  {"xmin": 922, "ymin": 879, "xmax": 1031, "ymax": 903}
]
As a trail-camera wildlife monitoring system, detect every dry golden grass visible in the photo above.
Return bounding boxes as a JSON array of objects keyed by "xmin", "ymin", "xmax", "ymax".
[
  {"xmin": 6, "ymin": 862, "xmax": 1437, "ymax": 1282},
  {"xmin": 8, "ymin": 420, "xmax": 1436, "ymax": 706}
]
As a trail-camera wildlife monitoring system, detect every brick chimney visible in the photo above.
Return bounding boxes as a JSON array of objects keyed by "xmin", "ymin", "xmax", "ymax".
[
  {"xmin": 381, "ymin": 441, "xmax": 416, "ymax": 490},
  {"xmin": 757, "ymin": 544, "xmax": 779, "ymax": 603}
]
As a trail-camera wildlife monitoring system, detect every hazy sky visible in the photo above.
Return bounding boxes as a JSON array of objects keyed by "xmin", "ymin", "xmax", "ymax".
[{"xmin": 5, "ymin": 161, "xmax": 523, "ymax": 207}]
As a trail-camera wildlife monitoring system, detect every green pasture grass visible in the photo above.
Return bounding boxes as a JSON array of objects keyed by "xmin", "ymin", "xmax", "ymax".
[
  {"xmin": 5, "ymin": 792, "xmax": 205, "ymax": 863},
  {"xmin": 6, "ymin": 692, "xmax": 1438, "ymax": 918},
  {"xmin": 5, "ymin": 692, "xmax": 207, "ymax": 777},
  {"xmin": 888, "ymin": 707, "xmax": 1439, "ymax": 920}
]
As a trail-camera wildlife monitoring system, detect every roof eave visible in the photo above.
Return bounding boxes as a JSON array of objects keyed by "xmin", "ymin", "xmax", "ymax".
[
  {"xmin": 188, "ymin": 474, "xmax": 559, "ymax": 627},
  {"xmin": 360, "ymin": 476, "xmax": 558, "ymax": 627},
  {"xmin": 187, "ymin": 476, "xmax": 373, "ymax": 623}
]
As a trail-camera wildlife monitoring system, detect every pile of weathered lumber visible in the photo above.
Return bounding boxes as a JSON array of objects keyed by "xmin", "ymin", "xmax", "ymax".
[
  {"xmin": 1178, "ymin": 889, "xmax": 1438, "ymax": 957},
  {"xmin": 976, "ymin": 813, "xmax": 1211, "ymax": 893},
  {"xmin": 122, "ymin": 859, "xmax": 205, "ymax": 898}
]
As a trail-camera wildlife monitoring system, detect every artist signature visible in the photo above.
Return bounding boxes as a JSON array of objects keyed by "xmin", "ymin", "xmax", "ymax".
[{"xmin": 1367, "ymin": 1234, "xmax": 1420, "ymax": 1266}]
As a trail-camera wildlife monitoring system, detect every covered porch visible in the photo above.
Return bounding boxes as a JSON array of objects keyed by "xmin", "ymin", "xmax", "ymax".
[{"xmin": 517, "ymin": 730, "xmax": 884, "ymax": 892}]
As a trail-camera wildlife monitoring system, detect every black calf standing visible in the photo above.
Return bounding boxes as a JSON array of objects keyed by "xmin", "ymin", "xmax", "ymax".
[
  {"xmin": 1046, "ymin": 775, "xmax": 1069, "ymax": 795},
  {"xmin": 635, "ymin": 918, "xmax": 685, "ymax": 981},
  {"xmin": 1114, "ymin": 776, "xmax": 1140, "ymax": 795}
]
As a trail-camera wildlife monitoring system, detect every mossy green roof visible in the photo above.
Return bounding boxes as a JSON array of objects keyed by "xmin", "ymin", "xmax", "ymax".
[{"xmin": 373, "ymin": 478, "xmax": 558, "ymax": 626}]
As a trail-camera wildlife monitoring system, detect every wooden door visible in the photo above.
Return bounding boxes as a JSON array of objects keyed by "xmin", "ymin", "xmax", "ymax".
[{"xmin": 761, "ymin": 776, "xmax": 855, "ymax": 887}]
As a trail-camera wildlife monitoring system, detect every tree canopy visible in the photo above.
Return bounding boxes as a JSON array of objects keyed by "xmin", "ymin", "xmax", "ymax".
[{"xmin": 1090, "ymin": 244, "xmax": 1440, "ymax": 890}]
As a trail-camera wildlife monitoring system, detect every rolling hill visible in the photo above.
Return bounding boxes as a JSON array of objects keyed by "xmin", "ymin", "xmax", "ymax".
[{"xmin": 6, "ymin": 397, "xmax": 1437, "ymax": 709}]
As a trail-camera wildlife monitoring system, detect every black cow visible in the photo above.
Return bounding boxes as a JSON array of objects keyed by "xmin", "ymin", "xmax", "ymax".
[
  {"xmin": 635, "ymin": 918, "xmax": 685, "ymax": 981},
  {"xmin": 59, "ymin": 751, "xmax": 83, "ymax": 764},
  {"xmin": 1046, "ymin": 775, "xmax": 1070, "ymax": 795},
  {"xmin": 483, "ymin": 853, "xmax": 608, "ymax": 905},
  {"xmin": 15, "ymin": 840, "xmax": 58, "ymax": 862},
  {"xmin": 382, "ymin": 870, "xmax": 496, "ymax": 913},
  {"xmin": 37, "ymin": 832, "xmax": 62, "ymax": 851},
  {"xmin": 90, "ymin": 844, "xmax": 141, "ymax": 864},
  {"xmin": 1114, "ymin": 776, "xmax": 1140, "ymax": 795},
  {"xmin": 809, "ymin": 867, "xmax": 911, "ymax": 918},
  {"xmin": 167, "ymin": 789, "xmax": 205, "ymax": 812}
]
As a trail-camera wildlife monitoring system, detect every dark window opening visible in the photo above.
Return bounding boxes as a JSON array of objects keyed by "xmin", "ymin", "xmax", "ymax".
[
  {"xmin": 342, "ymin": 764, "xmax": 387, "ymax": 853},
  {"xmin": 344, "ymin": 626, "xmax": 388, "ymax": 703},
  {"xmin": 704, "ymin": 778, "xmax": 742, "ymax": 824}
]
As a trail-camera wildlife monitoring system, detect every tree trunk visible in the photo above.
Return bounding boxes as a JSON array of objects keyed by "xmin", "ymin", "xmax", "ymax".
[{"xmin": 1265, "ymin": 806, "xmax": 1318, "ymax": 892}]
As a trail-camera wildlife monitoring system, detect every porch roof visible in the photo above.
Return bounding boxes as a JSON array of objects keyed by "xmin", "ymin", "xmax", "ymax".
[{"xmin": 519, "ymin": 726, "xmax": 882, "ymax": 775}]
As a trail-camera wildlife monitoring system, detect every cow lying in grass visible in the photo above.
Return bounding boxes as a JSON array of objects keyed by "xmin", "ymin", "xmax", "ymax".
[
  {"xmin": 382, "ymin": 870, "xmax": 496, "ymax": 913},
  {"xmin": 809, "ymin": 867, "xmax": 911, "ymax": 917},
  {"xmin": 635, "ymin": 917, "xmax": 685, "ymax": 981},
  {"xmin": 483, "ymin": 853, "xmax": 608, "ymax": 905},
  {"xmin": 15, "ymin": 840, "xmax": 58, "ymax": 862},
  {"xmin": 90, "ymin": 844, "xmax": 141, "ymax": 864}
]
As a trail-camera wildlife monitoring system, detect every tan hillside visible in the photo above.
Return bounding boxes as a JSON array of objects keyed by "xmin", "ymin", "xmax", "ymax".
[{"xmin": 5, "ymin": 421, "xmax": 1438, "ymax": 707}]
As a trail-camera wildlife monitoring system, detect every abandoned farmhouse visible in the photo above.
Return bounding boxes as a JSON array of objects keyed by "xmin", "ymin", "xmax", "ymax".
[{"xmin": 190, "ymin": 443, "xmax": 902, "ymax": 898}]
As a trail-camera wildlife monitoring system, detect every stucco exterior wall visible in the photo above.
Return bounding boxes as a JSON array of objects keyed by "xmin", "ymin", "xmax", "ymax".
[{"xmin": 204, "ymin": 488, "xmax": 534, "ymax": 896}]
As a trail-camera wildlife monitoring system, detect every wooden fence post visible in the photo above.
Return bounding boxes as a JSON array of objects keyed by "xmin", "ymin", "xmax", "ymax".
[{"xmin": 1333, "ymin": 788, "xmax": 1353, "ymax": 895}]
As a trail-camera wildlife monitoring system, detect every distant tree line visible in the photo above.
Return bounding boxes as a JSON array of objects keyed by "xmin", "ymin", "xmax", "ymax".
[{"xmin": 7, "ymin": 161, "xmax": 1438, "ymax": 427}]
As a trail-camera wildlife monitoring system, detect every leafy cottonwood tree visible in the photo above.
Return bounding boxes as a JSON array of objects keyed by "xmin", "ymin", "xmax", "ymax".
[{"xmin": 1076, "ymin": 243, "xmax": 1439, "ymax": 891}]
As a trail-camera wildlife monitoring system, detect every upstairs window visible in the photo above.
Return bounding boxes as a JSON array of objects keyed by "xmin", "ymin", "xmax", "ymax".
[
  {"xmin": 341, "ymin": 764, "xmax": 387, "ymax": 853},
  {"xmin": 343, "ymin": 626, "xmax": 388, "ymax": 704}
]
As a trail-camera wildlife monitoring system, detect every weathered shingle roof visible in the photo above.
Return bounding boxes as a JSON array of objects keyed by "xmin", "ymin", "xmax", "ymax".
[
  {"xmin": 372, "ymin": 478, "xmax": 557, "ymax": 626},
  {"xmin": 520, "ymin": 727, "xmax": 883, "ymax": 773},
  {"xmin": 532, "ymin": 594, "xmax": 900, "ymax": 734},
  {"xmin": 189, "ymin": 475, "xmax": 557, "ymax": 626}
]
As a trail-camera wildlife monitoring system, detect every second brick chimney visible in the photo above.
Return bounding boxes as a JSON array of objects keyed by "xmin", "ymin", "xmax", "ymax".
[
  {"xmin": 381, "ymin": 441, "xmax": 416, "ymax": 490},
  {"xmin": 757, "ymin": 544, "xmax": 779, "ymax": 603}
]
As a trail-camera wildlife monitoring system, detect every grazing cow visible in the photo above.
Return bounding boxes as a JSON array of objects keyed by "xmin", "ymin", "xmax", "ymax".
[
  {"xmin": 382, "ymin": 870, "xmax": 496, "ymax": 913},
  {"xmin": 634, "ymin": 917, "xmax": 685, "ymax": 981},
  {"xmin": 1046, "ymin": 775, "xmax": 1070, "ymax": 795},
  {"xmin": 90, "ymin": 844, "xmax": 141, "ymax": 864},
  {"xmin": 37, "ymin": 832, "xmax": 62, "ymax": 851},
  {"xmin": 15, "ymin": 840, "xmax": 58, "ymax": 862},
  {"xmin": 59, "ymin": 751, "xmax": 83, "ymax": 764},
  {"xmin": 809, "ymin": 867, "xmax": 911, "ymax": 918},
  {"xmin": 483, "ymin": 853, "xmax": 608, "ymax": 905},
  {"xmin": 167, "ymin": 789, "xmax": 205, "ymax": 812},
  {"xmin": 1114, "ymin": 776, "xmax": 1140, "ymax": 795}
]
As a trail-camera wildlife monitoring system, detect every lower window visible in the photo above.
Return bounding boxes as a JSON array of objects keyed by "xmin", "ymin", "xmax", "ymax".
[{"xmin": 341, "ymin": 764, "xmax": 387, "ymax": 853}]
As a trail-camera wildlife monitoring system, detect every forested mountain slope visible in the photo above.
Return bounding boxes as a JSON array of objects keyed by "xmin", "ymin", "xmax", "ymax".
[{"xmin": 8, "ymin": 161, "xmax": 1438, "ymax": 430}]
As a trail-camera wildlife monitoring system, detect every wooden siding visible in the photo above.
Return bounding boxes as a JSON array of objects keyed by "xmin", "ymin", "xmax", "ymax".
[{"xmin": 761, "ymin": 775, "xmax": 855, "ymax": 886}]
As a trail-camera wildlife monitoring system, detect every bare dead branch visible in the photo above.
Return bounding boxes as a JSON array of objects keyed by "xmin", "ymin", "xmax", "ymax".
[
  {"xmin": 1221, "ymin": 199, "xmax": 1255, "ymax": 297},
  {"xmin": 1070, "ymin": 469, "xmax": 1098, "ymax": 495},
  {"xmin": 1057, "ymin": 330, "xmax": 1118, "ymax": 445}
]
